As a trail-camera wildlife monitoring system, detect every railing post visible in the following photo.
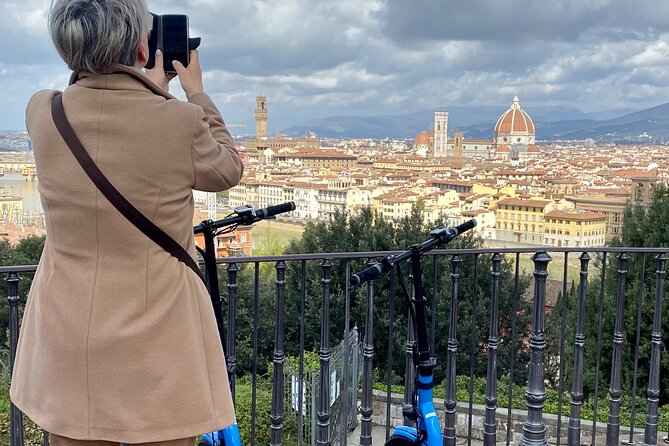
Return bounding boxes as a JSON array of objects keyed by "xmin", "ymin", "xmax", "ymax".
[
  {"xmin": 341, "ymin": 261, "xmax": 352, "ymax": 446},
  {"xmin": 644, "ymin": 253, "xmax": 666, "ymax": 446},
  {"xmin": 443, "ymin": 255, "xmax": 461, "ymax": 446},
  {"xmin": 359, "ymin": 259, "xmax": 376, "ymax": 446},
  {"xmin": 520, "ymin": 252, "xmax": 551, "ymax": 446},
  {"xmin": 484, "ymin": 253, "xmax": 502, "ymax": 446},
  {"xmin": 606, "ymin": 253, "xmax": 629, "ymax": 446},
  {"xmin": 317, "ymin": 259, "xmax": 332, "ymax": 446},
  {"xmin": 404, "ymin": 263, "xmax": 416, "ymax": 426},
  {"xmin": 568, "ymin": 252, "xmax": 591, "ymax": 446},
  {"xmin": 270, "ymin": 261, "xmax": 287, "ymax": 446},
  {"xmin": 226, "ymin": 262, "xmax": 240, "ymax": 399},
  {"xmin": 7, "ymin": 272, "xmax": 24, "ymax": 446}
]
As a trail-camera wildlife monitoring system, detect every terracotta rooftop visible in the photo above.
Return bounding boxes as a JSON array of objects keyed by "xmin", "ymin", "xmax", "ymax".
[
  {"xmin": 545, "ymin": 210, "xmax": 607, "ymax": 221},
  {"xmin": 497, "ymin": 198, "xmax": 551, "ymax": 208}
]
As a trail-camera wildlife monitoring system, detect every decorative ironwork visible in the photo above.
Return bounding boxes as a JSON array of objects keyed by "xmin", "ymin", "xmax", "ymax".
[
  {"xmin": 359, "ymin": 259, "xmax": 376, "ymax": 446},
  {"xmin": 316, "ymin": 259, "xmax": 333, "ymax": 446},
  {"xmin": 226, "ymin": 262, "xmax": 240, "ymax": 398},
  {"xmin": 7, "ymin": 272, "xmax": 24, "ymax": 446},
  {"xmin": 443, "ymin": 255, "xmax": 461, "ymax": 446},
  {"xmin": 270, "ymin": 261, "xmax": 287, "ymax": 446},
  {"xmin": 606, "ymin": 253, "xmax": 629, "ymax": 446},
  {"xmin": 644, "ymin": 253, "xmax": 667, "ymax": 445},
  {"xmin": 567, "ymin": 252, "xmax": 590, "ymax": 446},
  {"xmin": 484, "ymin": 253, "xmax": 502, "ymax": 446},
  {"xmin": 519, "ymin": 252, "xmax": 551, "ymax": 446}
]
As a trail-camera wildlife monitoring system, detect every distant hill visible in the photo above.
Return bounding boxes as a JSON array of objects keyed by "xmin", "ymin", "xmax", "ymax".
[
  {"xmin": 284, "ymin": 105, "xmax": 591, "ymax": 139},
  {"xmin": 283, "ymin": 103, "xmax": 669, "ymax": 142}
]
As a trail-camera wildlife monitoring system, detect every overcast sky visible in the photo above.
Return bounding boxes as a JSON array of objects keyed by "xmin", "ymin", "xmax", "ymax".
[{"xmin": 2, "ymin": 0, "xmax": 669, "ymax": 134}]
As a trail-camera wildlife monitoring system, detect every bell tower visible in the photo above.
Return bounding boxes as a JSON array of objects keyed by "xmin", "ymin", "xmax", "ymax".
[
  {"xmin": 255, "ymin": 95, "xmax": 268, "ymax": 140},
  {"xmin": 433, "ymin": 110, "xmax": 448, "ymax": 158}
]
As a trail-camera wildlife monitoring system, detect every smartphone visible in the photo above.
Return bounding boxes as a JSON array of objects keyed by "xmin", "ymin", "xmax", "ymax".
[
  {"xmin": 145, "ymin": 14, "xmax": 196, "ymax": 74},
  {"xmin": 159, "ymin": 15, "xmax": 189, "ymax": 74}
]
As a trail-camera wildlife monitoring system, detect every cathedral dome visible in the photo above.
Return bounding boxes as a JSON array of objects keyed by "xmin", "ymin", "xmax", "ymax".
[
  {"xmin": 494, "ymin": 96, "xmax": 535, "ymax": 145},
  {"xmin": 414, "ymin": 131, "xmax": 430, "ymax": 146}
]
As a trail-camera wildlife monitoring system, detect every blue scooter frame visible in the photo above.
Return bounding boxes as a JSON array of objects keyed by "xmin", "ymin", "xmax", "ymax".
[
  {"xmin": 350, "ymin": 219, "xmax": 477, "ymax": 446},
  {"xmin": 194, "ymin": 202, "xmax": 296, "ymax": 446}
]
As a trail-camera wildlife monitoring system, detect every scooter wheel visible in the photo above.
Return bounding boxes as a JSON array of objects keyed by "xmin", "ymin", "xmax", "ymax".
[{"xmin": 385, "ymin": 434, "xmax": 419, "ymax": 445}]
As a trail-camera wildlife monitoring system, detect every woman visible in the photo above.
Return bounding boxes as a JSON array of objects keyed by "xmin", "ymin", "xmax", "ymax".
[{"xmin": 10, "ymin": 0, "xmax": 243, "ymax": 445}]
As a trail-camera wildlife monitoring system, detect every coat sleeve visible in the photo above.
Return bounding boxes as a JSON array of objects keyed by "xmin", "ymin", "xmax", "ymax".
[{"xmin": 188, "ymin": 92, "xmax": 244, "ymax": 192}]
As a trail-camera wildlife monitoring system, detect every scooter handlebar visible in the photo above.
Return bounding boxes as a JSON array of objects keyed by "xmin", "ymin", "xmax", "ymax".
[
  {"xmin": 349, "ymin": 262, "xmax": 384, "ymax": 287},
  {"xmin": 256, "ymin": 202, "xmax": 296, "ymax": 219},
  {"xmin": 193, "ymin": 201, "xmax": 295, "ymax": 233}
]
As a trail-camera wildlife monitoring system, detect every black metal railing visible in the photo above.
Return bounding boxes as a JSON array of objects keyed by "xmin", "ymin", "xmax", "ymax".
[{"xmin": 4, "ymin": 247, "xmax": 669, "ymax": 446}]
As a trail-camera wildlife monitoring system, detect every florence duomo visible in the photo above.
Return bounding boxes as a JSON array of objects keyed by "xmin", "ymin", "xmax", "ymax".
[{"xmin": 417, "ymin": 95, "xmax": 540, "ymax": 162}]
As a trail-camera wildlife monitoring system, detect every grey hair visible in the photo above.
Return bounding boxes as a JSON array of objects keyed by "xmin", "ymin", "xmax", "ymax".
[{"xmin": 48, "ymin": 0, "xmax": 151, "ymax": 73}]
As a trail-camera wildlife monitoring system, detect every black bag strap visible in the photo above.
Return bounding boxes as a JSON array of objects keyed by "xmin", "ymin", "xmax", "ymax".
[{"xmin": 50, "ymin": 92, "xmax": 205, "ymax": 283}]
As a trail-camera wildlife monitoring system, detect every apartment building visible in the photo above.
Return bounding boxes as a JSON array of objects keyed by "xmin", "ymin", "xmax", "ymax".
[
  {"xmin": 317, "ymin": 186, "xmax": 348, "ymax": 221},
  {"xmin": 543, "ymin": 210, "xmax": 607, "ymax": 247},
  {"xmin": 229, "ymin": 180, "xmax": 261, "ymax": 209},
  {"xmin": 374, "ymin": 190, "xmax": 419, "ymax": 221},
  {"xmin": 461, "ymin": 209, "xmax": 496, "ymax": 240},
  {"xmin": 495, "ymin": 198, "xmax": 551, "ymax": 244}
]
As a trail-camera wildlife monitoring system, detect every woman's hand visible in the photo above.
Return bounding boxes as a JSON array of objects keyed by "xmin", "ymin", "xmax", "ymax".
[
  {"xmin": 145, "ymin": 50, "xmax": 176, "ymax": 92},
  {"xmin": 172, "ymin": 50, "xmax": 204, "ymax": 99}
]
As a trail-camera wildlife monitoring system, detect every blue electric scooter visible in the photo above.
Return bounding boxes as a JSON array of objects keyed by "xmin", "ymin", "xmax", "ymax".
[
  {"xmin": 193, "ymin": 202, "xmax": 296, "ymax": 446},
  {"xmin": 350, "ymin": 219, "xmax": 476, "ymax": 446}
]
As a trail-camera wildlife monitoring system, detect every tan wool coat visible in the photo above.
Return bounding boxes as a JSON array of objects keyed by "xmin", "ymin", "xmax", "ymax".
[{"xmin": 10, "ymin": 65, "xmax": 243, "ymax": 443}]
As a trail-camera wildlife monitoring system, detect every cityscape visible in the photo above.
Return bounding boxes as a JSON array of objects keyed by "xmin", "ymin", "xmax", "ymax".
[
  {"xmin": 0, "ymin": 93, "xmax": 666, "ymax": 252},
  {"xmin": 226, "ymin": 94, "xmax": 661, "ymax": 253}
]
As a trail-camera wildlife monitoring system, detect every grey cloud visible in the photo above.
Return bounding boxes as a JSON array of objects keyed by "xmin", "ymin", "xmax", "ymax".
[
  {"xmin": 376, "ymin": 0, "xmax": 669, "ymax": 44},
  {"xmin": 2, "ymin": 0, "xmax": 669, "ymax": 131}
]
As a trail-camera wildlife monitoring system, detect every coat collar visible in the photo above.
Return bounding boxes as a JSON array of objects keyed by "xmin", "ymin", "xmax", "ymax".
[{"xmin": 68, "ymin": 64, "xmax": 176, "ymax": 100}]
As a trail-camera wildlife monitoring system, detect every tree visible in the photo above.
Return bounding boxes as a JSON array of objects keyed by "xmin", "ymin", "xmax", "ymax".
[
  {"xmin": 0, "ymin": 235, "xmax": 45, "ymax": 348},
  {"xmin": 278, "ymin": 205, "xmax": 532, "ymax": 387},
  {"xmin": 549, "ymin": 185, "xmax": 669, "ymax": 405}
]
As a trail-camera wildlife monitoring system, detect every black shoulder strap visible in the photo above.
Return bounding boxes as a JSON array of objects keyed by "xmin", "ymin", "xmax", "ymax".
[{"xmin": 50, "ymin": 92, "xmax": 205, "ymax": 284}]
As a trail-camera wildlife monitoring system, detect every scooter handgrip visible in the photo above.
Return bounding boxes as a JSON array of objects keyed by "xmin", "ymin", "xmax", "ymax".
[
  {"xmin": 453, "ymin": 218, "xmax": 477, "ymax": 236},
  {"xmin": 350, "ymin": 262, "xmax": 383, "ymax": 287},
  {"xmin": 257, "ymin": 202, "xmax": 296, "ymax": 219}
]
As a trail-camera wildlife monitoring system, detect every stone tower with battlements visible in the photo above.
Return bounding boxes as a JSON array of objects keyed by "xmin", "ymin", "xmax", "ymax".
[{"xmin": 255, "ymin": 95, "xmax": 268, "ymax": 141}]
